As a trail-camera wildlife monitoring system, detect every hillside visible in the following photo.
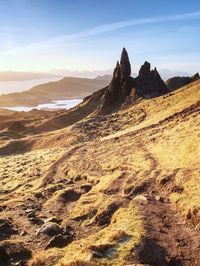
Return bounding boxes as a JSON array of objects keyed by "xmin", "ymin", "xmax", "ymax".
[
  {"xmin": 0, "ymin": 50, "xmax": 199, "ymax": 266},
  {"xmin": 0, "ymin": 76, "xmax": 111, "ymax": 107},
  {"xmin": 166, "ymin": 73, "xmax": 200, "ymax": 91}
]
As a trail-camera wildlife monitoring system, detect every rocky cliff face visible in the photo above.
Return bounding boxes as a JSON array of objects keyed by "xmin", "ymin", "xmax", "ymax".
[{"xmin": 100, "ymin": 48, "xmax": 169, "ymax": 113}]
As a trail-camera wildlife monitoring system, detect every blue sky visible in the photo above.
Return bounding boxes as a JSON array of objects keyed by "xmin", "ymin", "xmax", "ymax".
[{"xmin": 0, "ymin": 0, "xmax": 200, "ymax": 75}]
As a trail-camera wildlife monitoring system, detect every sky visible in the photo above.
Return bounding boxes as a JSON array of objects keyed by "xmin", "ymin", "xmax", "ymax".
[{"xmin": 0, "ymin": 0, "xmax": 200, "ymax": 75}]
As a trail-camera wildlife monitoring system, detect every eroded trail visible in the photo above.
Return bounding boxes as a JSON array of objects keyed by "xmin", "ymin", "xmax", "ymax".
[{"xmin": 129, "ymin": 195, "xmax": 200, "ymax": 266}]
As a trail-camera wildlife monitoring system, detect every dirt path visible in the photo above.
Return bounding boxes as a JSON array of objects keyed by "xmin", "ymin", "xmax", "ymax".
[{"xmin": 128, "ymin": 194, "xmax": 200, "ymax": 266}]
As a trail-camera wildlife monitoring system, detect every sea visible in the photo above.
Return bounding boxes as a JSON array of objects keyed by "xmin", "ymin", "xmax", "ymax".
[{"xmin": 3, "ymin": 99, "xmax": 83, "ymax": 112}]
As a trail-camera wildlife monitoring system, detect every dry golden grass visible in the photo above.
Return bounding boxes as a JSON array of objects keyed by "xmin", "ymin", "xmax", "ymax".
[{"xmin": 58, "ymin": 202, "xmax": 143, "ymax": 266}]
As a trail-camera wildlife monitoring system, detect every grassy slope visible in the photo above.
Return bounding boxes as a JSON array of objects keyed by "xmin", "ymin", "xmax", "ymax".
[{"xmin": 0, "ymin": 80, "xmax": 199, "ymax": 266}]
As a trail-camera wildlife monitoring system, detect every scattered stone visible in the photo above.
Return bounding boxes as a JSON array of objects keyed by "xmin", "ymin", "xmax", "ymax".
[
  {"xmin": 171, "ymin": 185, "xmax": 184, "ymax": 193},
  {"xmin": 125, "ymin": 181, "xmax": 149, "ymax": 196},
  {"xmin": 155, "ymin": 196, "xmax": 165, "ymax": 202},
  {"xmin": 63, "ymin": 225, "xmax": 74, "ymax": 236},
  {"xmin": 45, "ymin": 234, "xmax": 73, "ymax": 249},
  {"xmin": 80, "ymin": 183, "xmax": 92, "ymax": 193},
  {"xmin": 20, "ymin": 231, "xmax": 27, "ymax": 236},
  {"xmin": 195, "ymin": 224, "xmax": 200, "ymax": 231},
  {"xmin": 56, "ymin": 188, "xmax": 81, "ymax": 203},
  {"xmin": 0, "ymin": 218, "xmax": 17, "ymax": 239},
  {"xmin": 89, "ymin": 243, "xmax": 116, "ymax": 259},
  {"xmin": 29, "ymin": 217, "xmax": 40, "ymax": 225},
  {"xmin": 134, "ymin": 195, "xmax": 148, "ymax": 202},
  {"xmin": 74, "ymin": 174, "xmax": 82, "ymax": 181},
  {"xmin": 44, "ymin": 217, "xmax": 62, "ymax": 224},
  {"xmin": 27, "ymin": 211, "xmax": 35, "ymax": 218},
  {"xmin": 34, "ymin": 192, "xmax": 44, "ymax": 199},
  {"xmin": 36, "ymin": 222, "xmax": 61, "ymax": 236},
  {"xmin": 0, "ymin": 241, "xmax": 32, "ymax": 265},
  {"xmin": 0, "ymin": 206, "xmax": 5, "ymax": 212}
]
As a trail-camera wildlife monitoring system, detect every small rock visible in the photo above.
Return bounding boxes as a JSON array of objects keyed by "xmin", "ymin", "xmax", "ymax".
[
  {"xmin": 25, "ymin": 209, "xmax": 34, "ymax": 214},
  {"xmin": 74, "ymin": 175, "xmax": 82, "ymax": 182},
  {"xmin": 195, "ymin": 224, "xmax": 200, "ymax": 231},
  {"xmin": 0, "ymin": 206, "xmax": 5, "ymax": 212},
  {"xmin": 34, "ymin": 192, "xmax": 44, "ymax": 199},
  {"xmin": 27, "ymin": 212, "xmax": 35, "ymax": 218},
  {"xmin": 45, "ymin": 234, "xmax": 73, "ymax": 249},
  {"xmin": 0, "ymin": 218, "xmax": 17, "ymax": 238},
  {"xmin": 63, "ymin": 225, "xmax": 74, "ymax": 236},
  {"xmin": 155, "ymin": 195, "xmax": 165, "ymax": 202},
  {"xmin": 20, "ymin": 231, "xmax": 27, "ymax": 236},
  {"xmin": 134, "ymin": 195, "xmax": 148, "ymax": 202},
  {"xmin": 36, "ymin": 222, "xmax": 61, "ymax": 236},
  {"xmin": 56, "ymin": 188, "xmax": 81, "ymax": 203},
  {"xmin": 44, "ymin": 217, "xmax": 62, "ymax": 224},
  {"xmin": 80, "ymin": 183, "xmax": 92, "ymax": 193}
]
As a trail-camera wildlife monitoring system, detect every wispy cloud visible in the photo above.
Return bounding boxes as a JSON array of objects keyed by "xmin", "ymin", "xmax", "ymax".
[{"xmin": 3, "ymin": 11, "xmax": 200, "ymax": 54}]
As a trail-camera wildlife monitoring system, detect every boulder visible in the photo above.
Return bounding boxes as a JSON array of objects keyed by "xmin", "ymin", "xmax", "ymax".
[
  {"xmin": 45, "ymin": 234, "xmax": 73, "ymax": 249},
  {"xmin": 56, "ymin": 188, "xmax": 81, "ymax": 203},
  {"xmin": 44, "ymin": 217, "xmax": 62, "ymax": 224},
  {"xmin": 36, "ymin": 222, "xmax": 61, "ymax": 236}
]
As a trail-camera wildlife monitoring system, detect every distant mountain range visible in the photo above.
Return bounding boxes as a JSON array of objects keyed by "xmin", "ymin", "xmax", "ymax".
[{"xmin": 0, "ymin": 75, "xmax": 111, "ymax": 107}]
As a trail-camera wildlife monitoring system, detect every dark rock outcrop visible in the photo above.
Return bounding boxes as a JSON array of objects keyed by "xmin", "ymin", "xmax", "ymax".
[
  {"xmin": 0, "ymin": 218, "xmax": 17, "ymax": 240},
  {"xmin": 134, "ymin": 61, "xmax": 169, "ymax": 98},
  {"xmin": 101, "ymin": 48, "xmax": 134, "ymax": 112},
  {"xmin": 100, "ymin": 48, "xmax": 169, "ymax": 113},
  {"xmin": 166, "ymin": 73, "xmax": 200, "ymax": 91},
  {"xmin": 45, "ymin": 234, "xmax": 73, "ymax": 249}
]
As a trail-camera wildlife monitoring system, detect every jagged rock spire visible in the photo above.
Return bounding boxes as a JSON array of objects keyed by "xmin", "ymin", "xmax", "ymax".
[
  {"xmin": 139, "ymin": 61, "xmax": 151, "ymax": 76},
  {"xmin": 100, "ymin": 48, "xmax": 134, "ymax": 113},
  {"xmin": 135, "ymin": 61, "xmax": 169, "ymax": 98},
  {"xmin": 100, "ymin": 48, "xmax": 169, "ymax": 114},
  {"xmin": 120, "ymin": 47, "xmax": 131, "ymax": 80}
]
